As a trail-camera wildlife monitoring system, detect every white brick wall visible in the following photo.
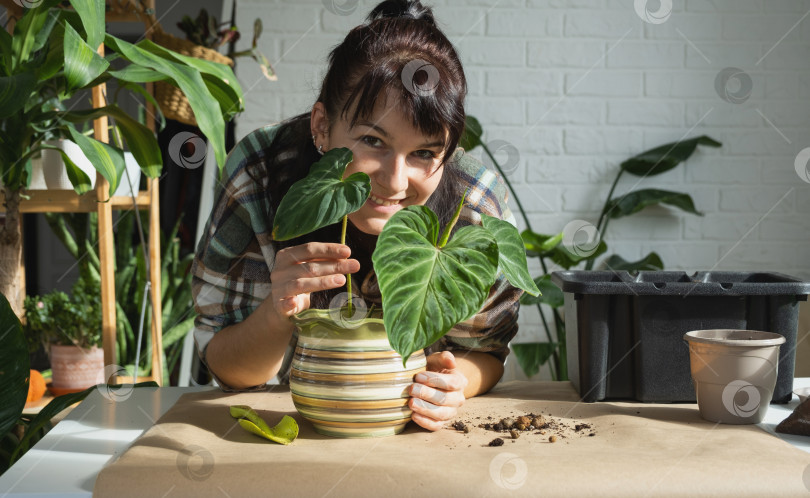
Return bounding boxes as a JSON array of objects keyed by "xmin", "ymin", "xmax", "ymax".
[{"xmin": 232, "ymin": 0, "xmax": 810, "ymax": 380}]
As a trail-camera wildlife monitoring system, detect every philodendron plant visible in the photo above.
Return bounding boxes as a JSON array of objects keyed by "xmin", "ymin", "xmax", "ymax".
[{"xmin": 273, "ymin": 148, "xmax": 540, "ymax": 363}]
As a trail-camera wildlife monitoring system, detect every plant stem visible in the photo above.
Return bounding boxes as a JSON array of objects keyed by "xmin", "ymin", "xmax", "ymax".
[
  {"xmin": 537, "ymin": 254, "xmax": 563, "ymax": 379},
  {"xmin": 596, "ymin": 168, "xmax": 623, "ymax": 234},
  {"xmin": 341, "ymin": 215, "xmax": 352, "ymax": 314},
  {"xmin": 481, "ymin": 142, "xmax": 533, "ymax": 233},
  {"xmin": 438, "ymin": 189, "xmax": 467, "ymax": 249},
  {"xmin": 586, "ymin": 169, "xmax": 624, "ymax": 271},
  {"xmin": 534, "ymin": 302, "xmax": 558, "ymax": 380}
]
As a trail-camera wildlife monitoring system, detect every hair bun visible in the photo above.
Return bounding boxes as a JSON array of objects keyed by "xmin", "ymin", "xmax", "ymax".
[{"xmin": 367, "ymin": 0, "xmax": 435, "ymax": 25}]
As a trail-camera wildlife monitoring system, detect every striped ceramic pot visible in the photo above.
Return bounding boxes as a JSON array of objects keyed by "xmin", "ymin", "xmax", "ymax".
[{"xmin": 289, "ymin": 308, "xmax": 426, "ymax": 438}]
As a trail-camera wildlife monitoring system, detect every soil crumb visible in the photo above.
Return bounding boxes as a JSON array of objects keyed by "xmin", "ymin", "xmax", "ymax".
[{"xmin": 451, "ymin": 411, "xmax": 596, "ymax": 445}]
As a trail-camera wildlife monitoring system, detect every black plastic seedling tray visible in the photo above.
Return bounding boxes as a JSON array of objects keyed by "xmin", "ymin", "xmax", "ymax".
[{"xmin": 551, "ymin": 271, "xmax": 810, "ymax": 403}]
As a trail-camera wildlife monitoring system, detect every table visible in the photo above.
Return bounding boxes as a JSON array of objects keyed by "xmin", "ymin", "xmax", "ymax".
[{"xmin": 1, "ymin": 379, "xmax": 809, "ymax": 497}]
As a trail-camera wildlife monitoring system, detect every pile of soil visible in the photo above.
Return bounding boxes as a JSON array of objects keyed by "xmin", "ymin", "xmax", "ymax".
[{"xmin": 449, "ymin": 411, "xmax": 597, "ymax": 446}]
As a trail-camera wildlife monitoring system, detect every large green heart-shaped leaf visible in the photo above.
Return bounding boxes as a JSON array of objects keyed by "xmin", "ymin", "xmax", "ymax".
[
  {"xmin": 480, "ymin": 214, "xmax": 539, "ymax": 296},
  {"xmin": 272, "ymin": 148, "xmax": 370, "ymax": 241},
  {"xmin": 63, "ymin": 21, "xmax": 109, "ymax": 90},
  {"xmin": 604, "ymin": 189, "xmax": 702, "ymax": 219},
  {"xmin": 0, "ymin": 293, "xmax": 29, "ymax": 442},
  {"xmin": 373, "ymin": 205, "xmax": 499, "ymax": 363},
  {"xmin": 620, "ymin": 136, "xmax": 721, "ymax": 177}
]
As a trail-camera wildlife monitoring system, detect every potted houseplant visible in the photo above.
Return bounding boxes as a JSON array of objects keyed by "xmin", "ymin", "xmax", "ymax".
[
  {"xmin": 0, "ymin": 0, "xmax": 244, "ymax": 318},
  {"xmin": 460, "ymin": 116, "xmax": 721, "ymax": 381},
  {"xmin": 153, "ymin": 6, "xmax": 274, "ymax": 126},
  {"xmin": 272, "ymin": 148, "xmax": 540, "ymax": 437},
  {"xmin": 22, "ymin": 273, "xmax": 104, "ymax": 395}
]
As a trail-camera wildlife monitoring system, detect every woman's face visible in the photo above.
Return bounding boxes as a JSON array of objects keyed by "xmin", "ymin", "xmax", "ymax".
[{"xmin": 311, "ymin": 95, "xmax": 448, "ymax": 235}]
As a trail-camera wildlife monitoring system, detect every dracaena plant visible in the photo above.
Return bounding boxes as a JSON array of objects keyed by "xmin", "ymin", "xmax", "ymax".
[
  {"xmin": 272, "ymin": 148, "xmax": 540, "ymax": 363},
  {"xmin": 0, "ymin": 0, "xmax": 245, "ymax": 316}
]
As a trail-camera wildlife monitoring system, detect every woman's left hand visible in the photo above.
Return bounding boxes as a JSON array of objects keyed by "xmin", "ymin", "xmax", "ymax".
[{"xmin": 408, "ymin": 351, "xmax": 468, "ymax": 431}]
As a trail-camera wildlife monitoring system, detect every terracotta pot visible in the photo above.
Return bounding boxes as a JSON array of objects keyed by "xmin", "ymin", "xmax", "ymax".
[
  {"xmin": 684, "ymin": 329, "xmax": 785, "ymax": 424},
  {"xmin": 290, "ymin": 308, "xmax": 426, "ymax": 438},
  {"xmin": 49, "ymin": 344, "xmax": 105, "ymax": 394}
]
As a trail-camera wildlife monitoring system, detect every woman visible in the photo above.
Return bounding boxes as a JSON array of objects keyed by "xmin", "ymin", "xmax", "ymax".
[{"xmin": 192, "ymin": 0, "xmax": 522, "ymax": 431}]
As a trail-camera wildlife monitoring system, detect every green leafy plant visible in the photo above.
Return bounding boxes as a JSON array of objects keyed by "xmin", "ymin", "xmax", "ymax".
[
  {"xmin": 43, "ymin": 210, "xmax": 196, "ymax": 385},
  {"xmin": 0, "ymin": 0, "xmax": 244, "ymax": 316},
  {"xmin": 176, "ymin": 8, "xmax": 276, "ymax": 80},
  {"xmin": 22, "ymin": 273, "xmax": 102, "ymax": 350},
  {"xmin": 460, "ymin": 116, "xmax": 721, "ymax": 380},
  {"xmin": 272, "ymin": 148, "xmax": 540, "ymax": 363}
]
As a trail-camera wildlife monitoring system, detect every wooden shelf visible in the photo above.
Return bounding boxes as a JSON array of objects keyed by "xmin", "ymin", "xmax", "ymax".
[
  {"xmin": 6, "ymin": 0, "xmax": 164, "ymax": 386},
  {"xmin": 1, "ymin": 190, "xmax": 151, "ymax": 213}
]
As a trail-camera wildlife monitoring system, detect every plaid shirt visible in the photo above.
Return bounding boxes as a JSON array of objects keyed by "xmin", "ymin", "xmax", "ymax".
[{"xmin": 192, "ymin": 123, "xmax": 522, "ymax": 390}]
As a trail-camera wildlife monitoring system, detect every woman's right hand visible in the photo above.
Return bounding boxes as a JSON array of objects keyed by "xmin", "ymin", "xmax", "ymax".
[{"xmin": 269, "ymin": 242, "xmax": 360, "ymax": 320}]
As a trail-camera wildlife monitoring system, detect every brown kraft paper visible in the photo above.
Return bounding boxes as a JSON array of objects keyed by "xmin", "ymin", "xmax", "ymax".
[{"xmin": 93, "ymin": 381, "xmax": 810, "ymax": 497}]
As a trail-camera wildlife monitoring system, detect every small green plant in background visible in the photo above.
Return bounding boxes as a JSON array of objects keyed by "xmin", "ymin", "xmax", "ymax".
[
  {"xmin": 460, "ymin": 116, "xmax": 721, "ymax": 380},
  {"xmin": 43, "ymin": 210, "xmax": 196, "ymax": 385},
  {"xmin": 22, "ymin": 274, "xmax": 102, "ymax": 351}
]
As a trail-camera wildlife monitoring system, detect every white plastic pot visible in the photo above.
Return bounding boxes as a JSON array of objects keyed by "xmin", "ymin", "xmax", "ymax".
[
  {"xmin": 41, "ymin": 139, "xmax": 142, "ymax": 197},
  {"xmin": 684, "ymin": 329, "xmax": 785, "ymax": 424}
]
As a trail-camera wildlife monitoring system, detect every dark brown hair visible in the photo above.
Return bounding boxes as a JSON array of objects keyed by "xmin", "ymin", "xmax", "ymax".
[{"xmin": 253, "ymin": 0, "xmax": 468, "ymax": 308}]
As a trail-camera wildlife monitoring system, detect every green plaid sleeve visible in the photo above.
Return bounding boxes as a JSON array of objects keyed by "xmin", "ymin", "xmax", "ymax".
[{"xmin": 191, "ymin": 125, "xmax": 281, "ymax": 389}]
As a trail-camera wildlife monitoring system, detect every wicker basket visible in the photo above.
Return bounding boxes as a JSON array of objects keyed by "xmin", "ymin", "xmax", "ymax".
[{"xmin": 151, "ymin": 27, "xmax": 233, "ymax": 127}]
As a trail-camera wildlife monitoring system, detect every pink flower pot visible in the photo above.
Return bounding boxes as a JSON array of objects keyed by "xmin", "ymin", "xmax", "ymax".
[{"xmin": 49, "ymin": 344, "xmax": 104, "ymax": 393}]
